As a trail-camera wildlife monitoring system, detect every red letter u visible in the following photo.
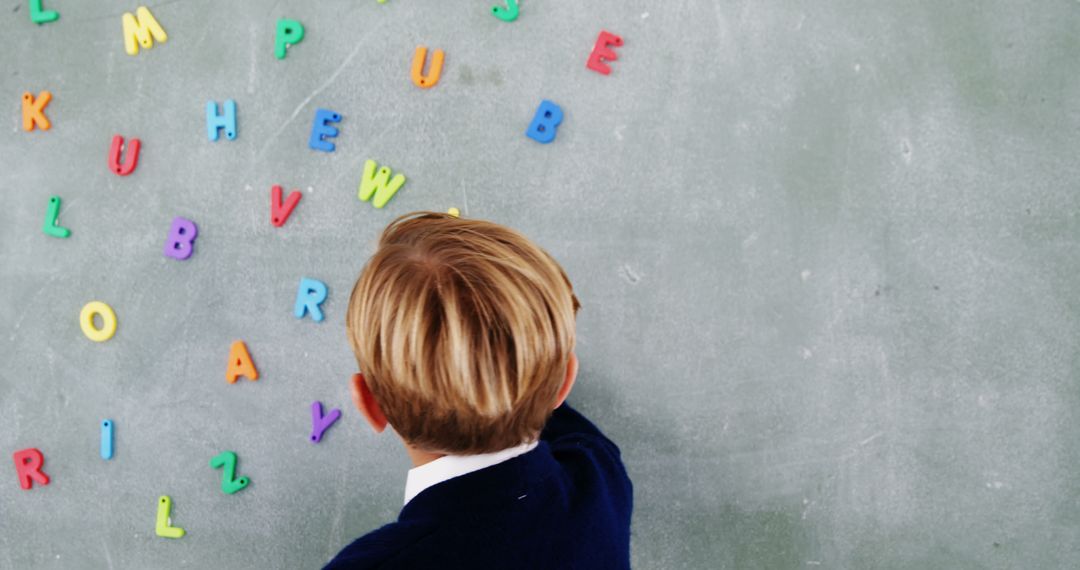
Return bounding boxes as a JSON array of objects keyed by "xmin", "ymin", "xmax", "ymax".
[{"xmin": 108, "ymin": 135, "xmax": 141, "ymax": 176}]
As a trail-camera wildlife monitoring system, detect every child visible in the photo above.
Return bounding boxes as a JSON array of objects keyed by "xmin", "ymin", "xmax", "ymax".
[{"xmin": 325, "ymin": 212, "xmax": 633, "ymax": 569}]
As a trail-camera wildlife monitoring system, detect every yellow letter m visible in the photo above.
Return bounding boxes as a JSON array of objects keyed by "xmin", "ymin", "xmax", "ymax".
[{"xmin": 122, "ymin": 6, "xmax": 167, "ymax": 56}]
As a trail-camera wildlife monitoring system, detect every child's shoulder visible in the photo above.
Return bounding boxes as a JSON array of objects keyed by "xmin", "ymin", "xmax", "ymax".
[{"xmin": 543, "ymin": 403, "xmax": 629, "ymax": 474}]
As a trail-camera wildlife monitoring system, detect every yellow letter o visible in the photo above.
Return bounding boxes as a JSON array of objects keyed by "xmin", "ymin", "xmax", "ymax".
[{"xmin": 80, "ymin": 301, "xmax": 117, "ymax": 342}]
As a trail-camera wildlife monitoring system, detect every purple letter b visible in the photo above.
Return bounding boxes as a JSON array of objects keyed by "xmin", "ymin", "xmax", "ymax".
[{"xmin": 164, "ymin": 217, "xmax": 198, "ymax": 260}]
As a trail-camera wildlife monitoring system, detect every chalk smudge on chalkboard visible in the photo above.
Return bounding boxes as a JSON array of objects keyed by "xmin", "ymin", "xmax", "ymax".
[
  {"xmin": 248, "ymin": 23, "xmax": 258, "ymax": 95},
  {"xmin": 858, "ymin": 432, "xmax": 883, "ymax": 446},
  {"xmin": 458, "ymin": 65, "xmax": 503, "ymax": 87}
]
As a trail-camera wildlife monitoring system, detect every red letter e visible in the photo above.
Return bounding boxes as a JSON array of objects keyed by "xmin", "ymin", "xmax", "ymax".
[{"xmin": 586, "ymin": 31, "xmax": 623, "ymax": 75}]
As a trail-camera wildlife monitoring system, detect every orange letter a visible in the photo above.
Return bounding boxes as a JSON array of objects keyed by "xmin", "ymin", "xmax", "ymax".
[{"xmin": 225, "ymin": 341, "xmax": 259, "ymax": 383}]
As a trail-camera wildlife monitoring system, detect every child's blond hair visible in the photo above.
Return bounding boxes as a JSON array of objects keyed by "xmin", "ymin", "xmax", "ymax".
[{"xmin": 346, "ymin": 212, "xmax": 580, "ymax": 454}]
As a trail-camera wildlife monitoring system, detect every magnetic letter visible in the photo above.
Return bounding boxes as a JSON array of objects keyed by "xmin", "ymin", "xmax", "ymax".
[
  {"xmin": 163, "ymin": 217, "xmax": 197, "ymax": 260},
  {"xmin": 13, "ymin": 448, "xmax": 49, "ymax": 490},
  {"xmin": 101, "ymin": 420, "xmax": 114, "ymax": 460},
  {"xmin": 28, "ymin": 0, "xmax": 59, "ymax": 24},
  {"xmin": 294, "ymin": 277, "xmax": 327, "ymax": 322},
  {"xmin": 22, "ymin": 91, "xmax": 52, "ymax": 132},
  {"xmin": 225, "ymin": 340, "xmax": 259, "ymax": 384},
  {"xmin": 586, "ymin": 30, "xmax": 623, "ymax": 75},
  {"xmin": 209, "ymin": 451, "xmax": 249, "ymax": 495},
  {"xmin": 108, "ymin": 135, "xmax": 141, "ymax": 176},
  {"xmin": 80, "ymin": 301, "xmax": 117, "ymax": 342},
  {"xmin": 155, "ymin": 496, "xmax": 185, "ymax": 539},
  {"xmin": 43, "ymin": 196, "xmax": 70, "ymax": 238},
  {"xmin": 411, "ymin": 46, "xmax": 445, "ymax": 89},
  {"xmin": 122, "ymin": 6, "xmax": 167, "ymax": 56},
  {"xmin": 491, "ymin": 0, "xmax": 519, "ymax": 22},
  {"xmin": 206, "ymin": 100, "xmax": 238, "ymax": 141},
  {"xmin": 271, "ymin": 185, "xmax": 302, "ymax": 227},
  {"xmin": 357, "ymin": 160, "xmax": 406, "ymax": 209},
  {"xmin": 526, "ymin": 100, "xmax": 563, "ymax": 144},
  {"xmin": 309, "ymin": 401, "xmax": 342, "ymax": 443},
  {"xmin": 275, "ymin": 19, "xmax": 305, "ymax": 60},
  {"xmin": 308, "ymin": 109, "xmax": 341, "ymax": 152}
]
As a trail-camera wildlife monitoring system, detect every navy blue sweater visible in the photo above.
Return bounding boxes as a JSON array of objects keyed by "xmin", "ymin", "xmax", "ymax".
[{"xmin": 325, "ymin": 404, "xmax": 633, "ymax": 569}]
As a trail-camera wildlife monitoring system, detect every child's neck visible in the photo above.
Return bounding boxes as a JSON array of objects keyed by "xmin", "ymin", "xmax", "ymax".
[{"xmin": 406, "ymin": 444, "xmax": 446, "ymax": 468}]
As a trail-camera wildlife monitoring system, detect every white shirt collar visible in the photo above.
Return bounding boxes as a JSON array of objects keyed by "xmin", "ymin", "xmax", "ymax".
[{"xmin": 404, "ymin": 440, "xmax": 539, "ymax": 505}]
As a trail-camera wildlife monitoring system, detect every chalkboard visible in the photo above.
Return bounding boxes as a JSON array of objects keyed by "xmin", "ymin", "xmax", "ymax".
[{"xmin": 3, "ymin": 1, "xmax": 1080, "ymax": 568}]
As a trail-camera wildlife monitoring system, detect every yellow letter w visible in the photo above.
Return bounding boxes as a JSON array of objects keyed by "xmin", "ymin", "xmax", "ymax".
[{"xmin": 358, "ymin": 160, "xmax": 406, "ymax": 209}]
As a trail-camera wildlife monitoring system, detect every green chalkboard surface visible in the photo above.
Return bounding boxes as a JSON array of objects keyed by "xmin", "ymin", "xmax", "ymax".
[{"xmin": 2, "ymin": 1, "xmax": 1080, "ymax": 568}]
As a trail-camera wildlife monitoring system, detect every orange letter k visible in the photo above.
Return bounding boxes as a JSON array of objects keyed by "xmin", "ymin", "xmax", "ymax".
[{"xmin": 22, "ymin": 91, "xmax": 53, "ymax": 131}]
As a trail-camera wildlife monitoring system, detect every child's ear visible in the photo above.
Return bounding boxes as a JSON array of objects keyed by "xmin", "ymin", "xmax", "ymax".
[
  {"xmin": 553, "ymin": 353, "xmax": 578, "ymax": 409},
  {"xmin": 350, "ymin": 373, "xmax": 389, "ymax": 433}
]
